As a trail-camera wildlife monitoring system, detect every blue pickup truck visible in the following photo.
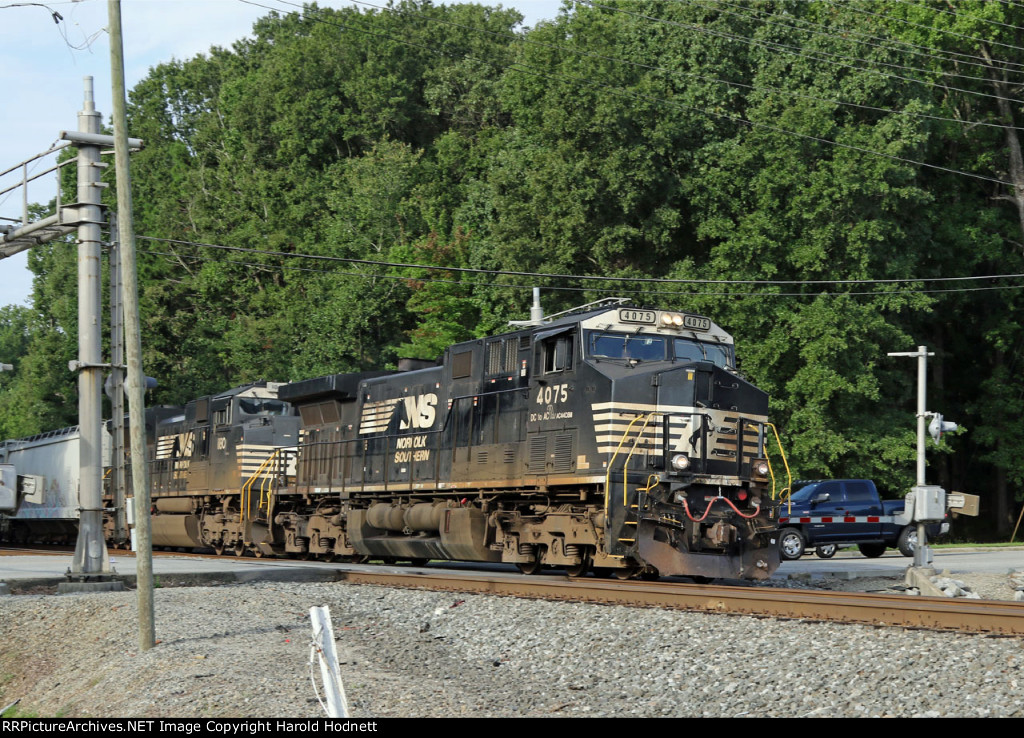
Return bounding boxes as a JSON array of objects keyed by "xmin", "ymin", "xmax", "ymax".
[{"xmin": 775, "ymin": 479, "xmax": 949, "ymax": 560}]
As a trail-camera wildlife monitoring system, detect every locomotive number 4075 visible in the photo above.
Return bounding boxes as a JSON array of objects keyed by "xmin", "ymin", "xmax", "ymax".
[{"xmin": 536, "ymin": 383, "xmax": 569, "ymax": 405}]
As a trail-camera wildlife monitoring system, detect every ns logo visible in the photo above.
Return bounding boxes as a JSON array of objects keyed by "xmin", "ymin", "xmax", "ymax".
[{"xmin": 399, "ymin": 393, "xmax": 438, "ymax": 430}]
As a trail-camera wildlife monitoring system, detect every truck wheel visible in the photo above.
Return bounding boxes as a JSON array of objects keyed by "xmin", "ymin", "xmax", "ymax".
[
  {"xmin": 815, "ymin": 544, "xmax": 837, "ymax": 559},
  {"xmin": 897, "ymin": 526, "xmax": 917, "ymax": 557},
  {"xmin": 778, "ymin": 528, "xmax": 806, "ymax": 560},
  {"xmin": 857, "ymin": 543, "xmax": 886, "ymax": 558}
]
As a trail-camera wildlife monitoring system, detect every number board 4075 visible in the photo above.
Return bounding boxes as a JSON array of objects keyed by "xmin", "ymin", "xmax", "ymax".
[
  {"xmin": 619, "ymin": 309, "xmax": 656, "ymax": 324},
  {"xmin": 683, "ymin": 315, "xmax": 711, "ymax": 331}
]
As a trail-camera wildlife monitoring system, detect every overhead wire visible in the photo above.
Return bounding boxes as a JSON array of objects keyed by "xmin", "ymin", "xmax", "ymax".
[
  {"xmin": 333, "ymin": 0, "xmax": 1024, "ymax": 132},
  {"xmin": 136, "ymin": 236, "xmax": 1024, "ymax": 298},
  {"xmin": 882, "ymin": 0, "xmax": 1024, "ymax": 37},
  {"xmin": 128, "ymin": 0, "xmax": 1016, "ymax": 306},
  {"xmin": 833, "ymin": 0, "xmax": 1024, "ymax": 57},
  {"xmin": 689, "ymin": 0, "xmax": 1024, "ymax": 77},
  {"xmin": 576, "ymin": 0, "xmax": 1022, "ymax": 103},
  {"xmin": 136, "ymin": 247, "xmax": 1024, "ymax": 299}
]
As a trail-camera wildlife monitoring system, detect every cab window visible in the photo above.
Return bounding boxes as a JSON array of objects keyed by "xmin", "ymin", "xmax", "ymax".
[
  {"xmin": 672, "ymin": 338, "xmax": 733, "ymax": 368},
  {"xmin": 238, "ymin": 399, "xmax": 289, "ymax": 416},
  {"xmin": 587, "ymin": 331, "xmax": 666, "ymax": 361},
  {"xmin": 541, "ymin": 333, "xmax": 574, "ymax": 374}
]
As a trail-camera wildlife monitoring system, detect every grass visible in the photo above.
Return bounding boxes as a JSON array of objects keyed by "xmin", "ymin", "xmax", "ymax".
[{"xmin": 932, "ymin": 540, "xmax": 1024, "ymax": 549}]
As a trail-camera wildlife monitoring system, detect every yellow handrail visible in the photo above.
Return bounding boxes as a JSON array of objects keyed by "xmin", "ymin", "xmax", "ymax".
[
  {"xmin": 603, "ymin": 413, "xmax": 653, "ymax": 521},
  {"xmin": 240, "ymin": 448, "xmax": 283, "ymax": 525},
  {"xmin": 764, "ymin": 422, "xmax": 792, "ymax": 505},
  {"xmin": 621, "ymin": 414, "xmax": 658, "ymax": 507},
  {"xmin": 638, "ymin": 474, "xmax": 661, "ymax": 493}
]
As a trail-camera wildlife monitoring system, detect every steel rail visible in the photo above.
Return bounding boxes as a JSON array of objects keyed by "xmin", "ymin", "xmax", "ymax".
[{"xmin": 337, "ymin": 569, "xmax": 1024, "ymax": 636}]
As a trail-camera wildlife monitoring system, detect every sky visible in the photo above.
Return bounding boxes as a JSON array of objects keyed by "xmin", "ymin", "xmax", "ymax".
[{"xmin": 0, "ymin": 0, "xmax": 566, "ymax": 309}]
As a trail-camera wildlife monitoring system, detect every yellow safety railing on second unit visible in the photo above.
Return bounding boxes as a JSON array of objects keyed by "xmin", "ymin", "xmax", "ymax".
[
  {"xmin": 764, "ymin": 422, "xmax": 792, "ymax": 508},
  {"xmin": 240, "ymin": 448, "xmax": 285, "ymax": 527}
]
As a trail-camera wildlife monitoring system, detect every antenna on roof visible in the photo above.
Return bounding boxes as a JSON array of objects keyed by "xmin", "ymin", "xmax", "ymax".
[
  {"xmin": 509, "ymin": 291, "xmax": 632, "ymax": 328},
  {"xmin": 509, "ymin": 287, "xmax": 546, "ymax": 328}
]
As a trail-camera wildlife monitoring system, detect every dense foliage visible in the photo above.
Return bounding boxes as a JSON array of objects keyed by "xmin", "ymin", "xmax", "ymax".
[{"xmin": 2, "ymin": 1, "xmax": 1022, "ymax": 538}]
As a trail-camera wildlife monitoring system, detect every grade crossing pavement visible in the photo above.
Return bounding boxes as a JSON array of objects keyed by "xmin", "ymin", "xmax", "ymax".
[{"xmin": 0, "ymin": 545, "xmax": 1020, "ymax": 591}]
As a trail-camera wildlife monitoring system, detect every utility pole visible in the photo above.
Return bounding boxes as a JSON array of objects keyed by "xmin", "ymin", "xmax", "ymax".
[
  {"xmin": 109, "ymin": 0, "xmax": 155, "ymax": 650},
  {"xmin": 108, "ymin": 221, "xmax": 127, "ymax": 548}
]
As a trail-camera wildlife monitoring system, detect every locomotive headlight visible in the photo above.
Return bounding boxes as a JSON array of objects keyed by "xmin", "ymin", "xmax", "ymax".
[
  {"xmin": 661, "ymin": 313, "xmax": 675, "ymax": 326},
  {"xmin": 671, "ymin": 314, "xmax": 684, "ymax": 326},
  {"xmin": 752, "ymin": 459, "xmax": 770, "ymax": 477},
  {"xmin": 671, "ymin": 454, "xmax": 691, "ymax": 471}
]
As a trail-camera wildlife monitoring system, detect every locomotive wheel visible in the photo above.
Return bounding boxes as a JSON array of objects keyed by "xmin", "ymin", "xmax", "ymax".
[
  {"xmin": 591, "ymin": 568, "xmax": 614, "ymax": 578},
  {"xmin": 612, "ymin": 566, "xmax": 638, "ymax": 580},
  {"xmin": 516, "ymin": 559, "xmax": 543, "ymax": 575},
  {"xmin": 252, "ymin": 547, "xmax": 265, "ymax": 558},
  {"xmin": 564, "ymin": 553, "xmax": 592, "ymax": 577},
  {"xmin": 321, "ymin": 552, "xmax": 336, "ymax": 563},
  {"xmin": 409, "ymin": 558, "xmax": 429, "ymax": 567},
  {"xmin": 212, "ymin": 543, "xmax": 225, "ymax": 557},
  {"xmin": 233, "ymin": 542, "xmax": 246, "ymax": 557}
]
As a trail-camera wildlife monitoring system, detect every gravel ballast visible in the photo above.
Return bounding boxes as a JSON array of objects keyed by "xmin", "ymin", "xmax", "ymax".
[{"xmin": 1, "ymin": 572, "xmax": 1023, "ymax": 719}]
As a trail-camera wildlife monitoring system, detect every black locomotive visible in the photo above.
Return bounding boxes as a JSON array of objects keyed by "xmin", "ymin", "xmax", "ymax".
[{"xmin": 3, "ymin": 299, "xmax": 784, "ymax": 580}]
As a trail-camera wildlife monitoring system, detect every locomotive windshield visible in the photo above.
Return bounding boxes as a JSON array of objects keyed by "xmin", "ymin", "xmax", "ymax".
[
  {"xmin": 674, "ymin": 338, "xmax": 732, "ymax": 368},
  {"xmin": 586, "ymin": 330, "xmax": 732, "ymax": 368},
  {"xmin": 237, "ymin": 398, "xmax": 290, "ymax": 416},
  {"xmin": 588, "ymin": 331, "xmax": 667, "ymax": 361}
]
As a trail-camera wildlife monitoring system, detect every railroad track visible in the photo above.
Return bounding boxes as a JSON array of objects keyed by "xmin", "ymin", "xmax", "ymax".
[
  {"xmin": 4, "ymin": 545, "xmax": 1022, "ymax": 636},
  {"xmin": 337, "ymin": 568, "xmax": 1024, "ymax": 637}
]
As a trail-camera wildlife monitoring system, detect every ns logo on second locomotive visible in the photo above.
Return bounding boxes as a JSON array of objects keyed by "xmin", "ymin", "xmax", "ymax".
[{"xmin": 0, "ymin": 298, "xmax": 787, "ymax": 580}]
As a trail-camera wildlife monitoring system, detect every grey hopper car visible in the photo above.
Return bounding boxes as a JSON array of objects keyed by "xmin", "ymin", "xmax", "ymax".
[{"xmin": 0, "ymin": 426, "xmax": 105, "ymax": 544}]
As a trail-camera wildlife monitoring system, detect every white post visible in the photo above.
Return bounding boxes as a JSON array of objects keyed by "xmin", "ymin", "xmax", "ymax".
[{"xmin": 309, "ymin": 606, "xmax": 349, "ymax": 718}]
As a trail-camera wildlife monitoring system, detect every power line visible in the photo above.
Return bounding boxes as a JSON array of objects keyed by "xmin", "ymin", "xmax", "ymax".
[
  {"xmin": 335, "ymin": 0, "xmax": 1024, "ymax": 132},
  {"xmin": 692, "ymin": 0, "xmax": 1024, "ymax": 77},
  {"xmin": 882, "ymin": 0, "xmax": 1024, "ymax": 38},
  {"xmin": 837, "ymin": 0, "xmax": 1024, "ymax": 57},
  {"xmin": 137, "ymin": 245, "xmax": 1024, "ymax": 299},
  {"xmin": 137, "ymin": 234, "xmax": 1024, "ymax": 288},
  {"xmin": 577, "ymin": 0, "xmax": 1022, "ymax": 105}
]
